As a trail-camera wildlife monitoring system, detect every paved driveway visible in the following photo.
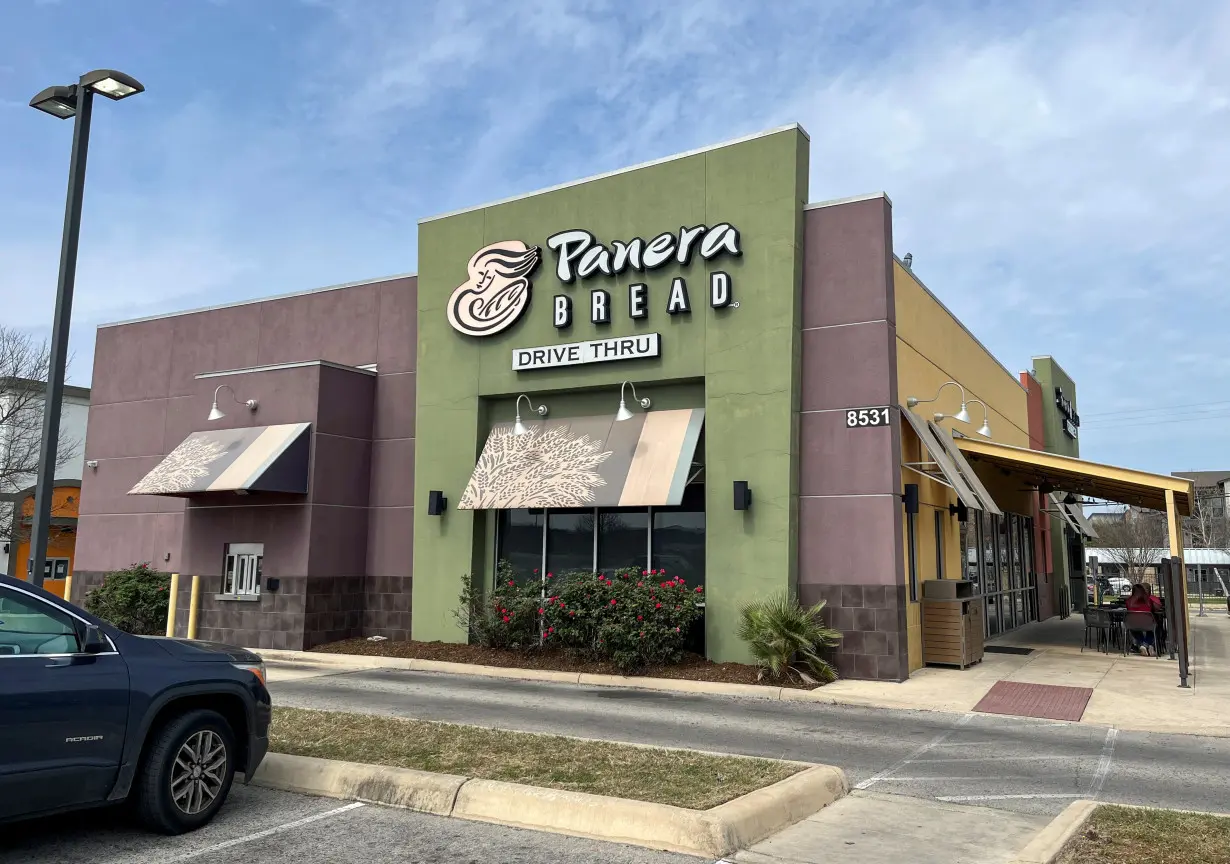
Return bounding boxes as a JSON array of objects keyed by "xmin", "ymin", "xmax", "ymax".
[
  {"xmin": 269, "ymin": 663, "xmax": 1230, "ymax": 818},
  {"xmin": 0, "ymin": 785, "xmax": 697, "ymax": 864}
]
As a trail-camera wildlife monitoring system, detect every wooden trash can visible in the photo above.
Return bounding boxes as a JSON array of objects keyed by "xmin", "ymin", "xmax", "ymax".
[{"xmin": 922, "ymin": 580, "xmax": 984, "ymax": 669}]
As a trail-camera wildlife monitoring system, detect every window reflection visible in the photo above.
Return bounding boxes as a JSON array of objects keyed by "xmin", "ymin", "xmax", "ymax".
[
  {"xmin": 496, "ymin": 509, "xmax": 544, "ymax": 581},
  {"xmin": 652, "ymin": 484, "xmax": 705, "ymax": 589},
  {"xmin": 598, "ymin": 509, "xmax": 649, "ymax": 574},
  {"xmin": 547, "ymin": 509, "xmax": 594, "ymax": 576}
]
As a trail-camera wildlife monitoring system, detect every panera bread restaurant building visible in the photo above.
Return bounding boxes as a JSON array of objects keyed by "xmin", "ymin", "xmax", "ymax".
[{"xmin": 72, "ymin": 125, "xmax": 1193, "ymax": 680}]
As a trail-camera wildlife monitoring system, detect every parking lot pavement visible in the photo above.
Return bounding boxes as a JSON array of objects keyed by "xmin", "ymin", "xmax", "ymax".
[
  {"xmin": 0, "ymin": 785, "xmax": 699, "ymax": 864},
  {"xmin": 270, "ymin": 666, "xmax": 1230, "ymax": 818}
]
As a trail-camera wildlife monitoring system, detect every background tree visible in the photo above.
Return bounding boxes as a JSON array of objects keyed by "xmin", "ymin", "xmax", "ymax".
[
  {"xmin": 1095, "ymin": 506, "xmax": 1167, "ymax": 583},
  {"xmin": 0, "ymin": 325, "xmax": 78, "ymax": 550},
  {"xmin": 1183, "ymin": 492, "xmax": 1230, "ymax": 603}
]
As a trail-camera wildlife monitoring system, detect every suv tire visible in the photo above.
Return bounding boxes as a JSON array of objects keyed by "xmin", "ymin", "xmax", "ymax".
[{"xmin": 134, "ymin": 709, "xmax": 237, "ymax": 834}]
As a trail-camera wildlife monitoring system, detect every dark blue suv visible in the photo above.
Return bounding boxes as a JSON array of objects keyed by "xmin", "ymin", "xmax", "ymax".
[{"xmin": 0, "ymin": 573, "xmax": 271, "ymax": 833}]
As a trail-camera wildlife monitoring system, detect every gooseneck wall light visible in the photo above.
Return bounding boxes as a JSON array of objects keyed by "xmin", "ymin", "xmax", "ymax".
[
  {"xmin": 965, "ymin": 399, "xmax": 993, "ymax": 438},
  {"xmin": 513, "ymin": 394, "xmax": 549, "ymax": 435},
  {"xmin": 933, "ymin": 400, "xmax": 992, "ymax": 439},
  {"xmin": 208, "ymin": 384, "xmax": 259, "ymax": 421},
  {"xmin": 25, "ymin": 69, "xmax": 144, "ymax": 589},
  {"xmin": 907, "ymin": 380, "xmax": 970, "ymax": 424},
  {"xmin": 615, "ymin": 381, "xmax": 652, "ymax": 422}
]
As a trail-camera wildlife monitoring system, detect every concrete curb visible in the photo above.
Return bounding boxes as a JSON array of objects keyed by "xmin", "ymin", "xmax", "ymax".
[
  {"xmin": 255, "ymin": 648, "xmax": 803, "ymax": 700},
  {"xmin": 1010, "ymin": 799, "xmax": 1097, "ymax": 864},
  {"xmin": 256, "ymin": 649, "xmax": 1230, "ymax": 738},
  {"xmin": 251, "ymin": 752, "xmax": 847, "ymax": 857}
]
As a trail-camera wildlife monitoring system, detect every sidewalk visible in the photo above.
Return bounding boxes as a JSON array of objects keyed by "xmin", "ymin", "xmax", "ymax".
[
  {"xmin": 728, "ymin": 791, "xmax": 1049, "ymax": 864},
  {"xmin": 256, "ymin": 614, "xmax": 1230, "ymax": 737}
]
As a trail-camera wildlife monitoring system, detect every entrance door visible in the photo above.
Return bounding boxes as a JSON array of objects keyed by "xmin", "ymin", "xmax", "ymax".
[{"xmin": 0, "ymin": 584, "xmax": 130, "ymax": 820}]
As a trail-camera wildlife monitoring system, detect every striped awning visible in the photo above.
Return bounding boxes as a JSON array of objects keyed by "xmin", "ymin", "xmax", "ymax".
[
  {"xmin": 899, "ymin": 406, "xmax": 1001, "ymax": 515},
  {"xmin": 128, "ymin": 423, "xmax": 311, "ymax": 497},
  {"xmin": 928, "ymin": 421, "xmax": 1003, "ymax": 516},
  {"xmin": 457, "ymin": 409, "xmax": 704, "ymax": 510}
]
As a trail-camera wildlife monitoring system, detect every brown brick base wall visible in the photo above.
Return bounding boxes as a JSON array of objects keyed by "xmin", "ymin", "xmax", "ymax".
[
  {"xmin": 363, "ymin": 575, "xmax": 412, "ymax": 641},
  {"xmin": 799, "ymin": 582, "xmax": 909, "ymax": 681}
]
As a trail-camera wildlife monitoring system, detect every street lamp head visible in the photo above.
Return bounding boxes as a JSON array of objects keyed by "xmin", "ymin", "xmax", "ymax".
[
  {"xmin": 29, "ymin": 85, "xmax": 78, "ymax": 119},
  {"xmin": 80, "ymin": 69, "xmax": 144, "ymax": 100}
]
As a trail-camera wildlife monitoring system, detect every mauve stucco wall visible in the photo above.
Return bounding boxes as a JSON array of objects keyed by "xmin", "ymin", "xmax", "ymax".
[
  {"xmin": 75, "ymin": 276, "xmax": 417, "ymax": 641},
  {"xmin": 797, "ymin": 195, "xmax": 908, "ymax": 681}
]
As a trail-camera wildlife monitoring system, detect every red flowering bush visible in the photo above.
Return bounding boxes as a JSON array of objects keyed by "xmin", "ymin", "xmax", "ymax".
[
  {"xmin": 456, "ymin": 563, "xmax": 704, "ymax": 672},
  {"xmin": 454, "ymin": 562, "xmax": 540, "ymax": 649}
]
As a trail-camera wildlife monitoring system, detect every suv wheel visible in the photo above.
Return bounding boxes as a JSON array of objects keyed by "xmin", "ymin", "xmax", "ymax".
[{"xmin": 135, "ymin": 709, "xmax": 237, "ymax": 834}]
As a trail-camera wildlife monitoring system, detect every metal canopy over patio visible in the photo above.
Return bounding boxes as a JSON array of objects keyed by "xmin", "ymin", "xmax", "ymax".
[
  {"xmin": 954, "ymin": 436, "xmax": 1197, "ymax": 683},
  {"xmin": 953, "ymin": 437, "xmax": 1193, "ymax": 515}
]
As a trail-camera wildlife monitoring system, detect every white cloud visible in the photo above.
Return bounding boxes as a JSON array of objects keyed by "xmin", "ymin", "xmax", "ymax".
[{"xmin": 3, "ymin": 0, "xmax": 1226, "ymax": 471}]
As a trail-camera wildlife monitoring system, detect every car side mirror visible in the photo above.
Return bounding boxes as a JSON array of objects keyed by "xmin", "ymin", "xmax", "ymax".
[{"xmin": 82, "ymin": 625, "xmax": 106, "ymax": 655}]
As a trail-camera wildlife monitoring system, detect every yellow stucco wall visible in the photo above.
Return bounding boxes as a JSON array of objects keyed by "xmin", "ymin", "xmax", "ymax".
[{"xmin": 893, "ymin": 260, "xmax": 1030, "ymax": 672}]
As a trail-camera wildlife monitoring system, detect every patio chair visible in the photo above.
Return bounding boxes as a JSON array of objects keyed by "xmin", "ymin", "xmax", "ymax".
[
  {"xmin": 1082, "ymin": 608, "xmax": 1116, "ymax": 653},
  {"xmin": 1124, "ymin": 611, "xmax": 1161, "ymax": 657}
]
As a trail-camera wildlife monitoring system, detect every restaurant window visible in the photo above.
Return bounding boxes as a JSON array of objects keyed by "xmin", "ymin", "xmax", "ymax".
[
  {"xmin": 597, "ymin": 508, "xmax": 649, "ymax": 574},
  {"xmin": 495, "ymin": 483, "xmax": 706, "ymax": 588},
  {"xmin": 222, "ymin": 544, "xmax": 263, "ymax": 597},
  {"xmin": 907, "ymin": 510, "xmax": 919, "ymax": 602},
  {"xmin": 496, "ymin": 509, "xmax": 544, "ymax": 581},
  {"xmin": 981, "ymin": 510, "xmax": 999, "ymax": 636},
  {"xmin": 652, "ymin": 484, "xmax": 705, "ymax": 589},
  {"xmin": 546, "ymin": 509, "xmax": 594, "ymax": 576},
  {"xmin": 960, "ymin": 517, "xmax": 977, "ymax": 586},
  {"xmin": 996, "ymin": 515, "xmax": 1011, "ymax": 595},
  {"xmin": 934, "ymin": 510, "xmax": 945, "ymax": 580}
]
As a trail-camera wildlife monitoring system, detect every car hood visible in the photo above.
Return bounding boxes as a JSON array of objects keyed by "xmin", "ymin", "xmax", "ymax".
[{"xmin": 144, "ymin": 637, "xmax": 262, "ymax": 664}]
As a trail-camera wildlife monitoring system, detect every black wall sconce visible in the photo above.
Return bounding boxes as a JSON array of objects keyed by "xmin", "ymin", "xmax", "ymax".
[
  {"xmin": 265, "ymin": 578, "xmax": 280, "ymax": 593},
  {"xmin": 902, "ymin": 483, "xmax": 919, "ymax": 514},
  {"xmin": 428, "ymin": 490, "xmax": 448, "ymax": 516},
  {"xmin": 948, "ymin": 500, "xmax": 968, "ymax": 522},
  {"xmin": 733, "ymin": 480, "xmax": 752, "ymax": 511}
]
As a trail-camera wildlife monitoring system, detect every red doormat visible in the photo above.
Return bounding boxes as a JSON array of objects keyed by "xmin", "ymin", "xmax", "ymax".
[{"xmin": 973, "ymin": 681, "xmax": 1094, "ymax": 722}]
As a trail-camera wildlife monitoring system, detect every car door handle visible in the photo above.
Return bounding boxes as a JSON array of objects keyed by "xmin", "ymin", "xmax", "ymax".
[{"xmin": 44, "ymin": 656, "xmax": 96, "ymax": 669}]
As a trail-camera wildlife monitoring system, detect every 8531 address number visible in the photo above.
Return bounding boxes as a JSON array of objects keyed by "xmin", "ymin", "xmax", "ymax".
[{"xmin": 846, "ymin": 407, "xmax": 891, "ymax": 428}]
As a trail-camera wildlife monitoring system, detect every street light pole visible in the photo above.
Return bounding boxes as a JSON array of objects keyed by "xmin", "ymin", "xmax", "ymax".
[
  {"xmin": 27, "ymin": 84, "xmax": 93, "ymax": 590},
  {"xmin": 27, "ymin": 70, "xmax": 143, "ymax": 591}
]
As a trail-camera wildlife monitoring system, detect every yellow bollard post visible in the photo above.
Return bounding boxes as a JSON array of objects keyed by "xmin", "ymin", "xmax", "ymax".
[
  {"xmin": 64, "ymin": 572, "xmax": 74, "ymax": 605},
  {"xmin": 165, "ymin": 573, "xmax": 180, "ymax": 638},
  {"xmin": 187, "ymin": 574, "xmax": 201, "ymax": 640}
]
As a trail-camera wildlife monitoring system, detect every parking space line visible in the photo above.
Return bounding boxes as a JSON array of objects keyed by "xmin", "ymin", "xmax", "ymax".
[
  {"xmin": 877, "ymin": 775, "xmax": 1037, "ymax": 782},
  {"xmin": 854, "ymin": 713, "xmax": 973, "ymax": 790},
  {"xmin": 909, "ymin": 754, "xmax": 1079, "ymax": 762},
  {"xmin": 1087, "ymin": 727, "xmax": 1118, "ymax": 799},
  {"xmin": 155, "ymin": 802, "xmax": 365, "ymax": 863},
  {"xmin": 936, "ymin": 793, "xmax": 1084, "ymax": 802}
]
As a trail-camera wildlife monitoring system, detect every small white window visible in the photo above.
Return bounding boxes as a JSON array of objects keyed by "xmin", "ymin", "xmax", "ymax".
[{"xmin": 222, "ymin": 544, "xmax": 264, "ymax": 597}]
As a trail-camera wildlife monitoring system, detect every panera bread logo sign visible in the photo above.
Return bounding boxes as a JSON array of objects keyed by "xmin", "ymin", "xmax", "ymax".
[
  {"xmin": 446, "ymin": 223, "xmax": 741, "ymax": 342},
  {"xmin": 446, "ymin": 241, "xmax": 543, "ymax": 337}
]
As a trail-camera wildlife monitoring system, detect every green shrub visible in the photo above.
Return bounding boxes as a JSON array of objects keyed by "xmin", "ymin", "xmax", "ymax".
[
  {"xmin": 456, "ymin": 562, "xmax": 705, "ymax": 672},
  {"xmin": 83, "ymin": 563, "xmax": 171, "ymax": 635},
  {"xmin": 455, "ymin": 561, "xmax": 540, "ymax": 650},
  {"xmin": 543, "ymin": 568, "xmax": 704, "ymax": 671},
  {"xmin": 737, "ymin": 593, "xmax": 841, "ymax": 683}
]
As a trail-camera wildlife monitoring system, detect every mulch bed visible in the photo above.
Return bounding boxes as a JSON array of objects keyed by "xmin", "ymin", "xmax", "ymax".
[{"xmin": 310, "ymin": 638, "xmax": 820, "ymax": 690}]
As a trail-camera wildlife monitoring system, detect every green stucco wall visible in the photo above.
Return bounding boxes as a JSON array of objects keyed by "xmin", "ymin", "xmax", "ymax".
[
  {"xmin": 1032, "ymin": 356, "xmax": 1080, "ymax": 593},
  {"xmin": 412, "ymin": 127, "xmax": 810, "ymax": 661},
  {"xmin": 1031, "ymin": 357, "xmax": 1079, "ymax": 459}
]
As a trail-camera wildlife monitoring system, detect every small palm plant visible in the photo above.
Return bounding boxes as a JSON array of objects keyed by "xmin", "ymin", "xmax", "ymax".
[{"xmin": 737, "ymin": 593, "xmax": 841, "ymax": 684}]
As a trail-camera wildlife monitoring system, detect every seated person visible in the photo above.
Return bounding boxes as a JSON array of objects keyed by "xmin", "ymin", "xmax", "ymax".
[{"xmin": 1125, "ymin": 584, "xmax": 1159, "ymax": 654}]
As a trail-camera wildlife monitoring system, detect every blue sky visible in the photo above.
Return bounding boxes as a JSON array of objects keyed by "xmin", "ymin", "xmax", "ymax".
[{"xmin": 1, "ymin": 0, "xmax": 1227, "ymax": 474}]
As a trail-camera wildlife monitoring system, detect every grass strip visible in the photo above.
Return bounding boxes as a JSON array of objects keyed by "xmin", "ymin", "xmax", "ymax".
[
  {"xmin": 1058, "ymin": 804, "xmax": 1230, "ymax": 864},
  {"xmin": 269, "ymin": 706, "xmax": 800, "ymax": 810}
]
